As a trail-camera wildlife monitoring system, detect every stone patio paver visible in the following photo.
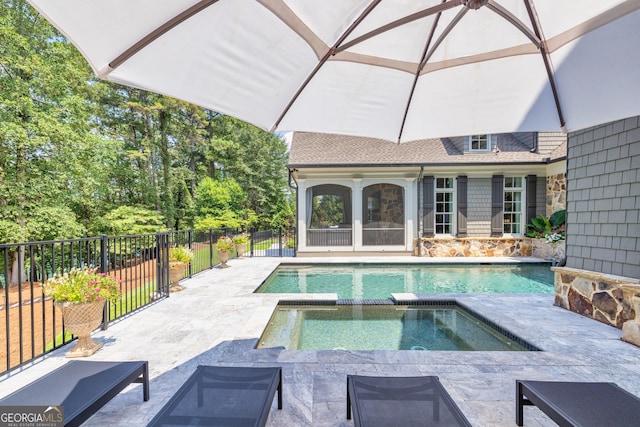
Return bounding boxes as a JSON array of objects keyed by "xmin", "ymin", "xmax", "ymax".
[{"xmin": 1, "ymin": 256, "xmax": 639, "ymax": 426}]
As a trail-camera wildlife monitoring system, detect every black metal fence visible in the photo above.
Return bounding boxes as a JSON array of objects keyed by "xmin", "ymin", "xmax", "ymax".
[{"xmin": 0, "ymin": 226, "xmax": 295, "ymax": 374}]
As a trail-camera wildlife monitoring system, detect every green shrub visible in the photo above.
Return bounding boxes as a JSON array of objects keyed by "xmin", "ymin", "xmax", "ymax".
[{"xmin": 527, "ymin": 209, "xmax": 566, "ymax": 240}]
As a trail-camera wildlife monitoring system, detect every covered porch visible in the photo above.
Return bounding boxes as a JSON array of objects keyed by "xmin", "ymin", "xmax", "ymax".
[{"xmin": 294, "ymin": 167, "xmax": 420, "ymax": 255}]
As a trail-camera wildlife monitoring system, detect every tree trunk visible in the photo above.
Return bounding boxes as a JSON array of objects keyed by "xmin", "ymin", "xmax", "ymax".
[{"xmin": 159, "ymin": 109, "xmax": 175, "ymax": 228}]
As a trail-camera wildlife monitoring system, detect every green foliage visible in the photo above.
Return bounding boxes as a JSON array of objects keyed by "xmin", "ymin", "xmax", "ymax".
[
  {"xmin": 549, "ymin": 209, "xmax": 566, "ymax": 228},
  {"xmin": 194, "ymin": 212, "xmax": 243, "ymax": 230},
  {"xmin": 232, "ymin": 234, "xmax": 249, "ymax": 244},
  {"xmin": 269, "ymin": 199, "xmax": 294, "ymax": 230},
  {"xmin": 93, "ymin": 206, "xmax": 166, "ymax": 235},
  {"xmin": 311, "ymin": 195, "xmax": 345, "ymax": 227},
  {"xmin": 43, "ymin": 267, "xmax": 121, "ymax": 303},
  {"xmin": 0, "ymin": 221, "xmax": 27, "ymax": 245},
  {"xmin": 195, "ymin": 177, "xmax": 232, "ymax": 216},
  {"xmin": 194, "ymin": 177, "xmax": 252, "ymax": 229},
  {"xmin": 169, "ymin": 246, "xmax": 194, "ymax": 263},
  {"xmin": 27, "ymin": 206, "xmax": 87, "ymax": 241},
  {"xmin": 527, "ymin": 210, "xmax": 566, "ymax": 240},
  {"xmin": 526, "ymin": 216, "xmax": 551, "ymax": 238},
  {"xmin": 1, "ymin": 3, "xmax": 294, "ymax": 245}
]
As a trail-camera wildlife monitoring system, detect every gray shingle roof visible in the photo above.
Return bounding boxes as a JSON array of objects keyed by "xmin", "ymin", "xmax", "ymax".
[{"xmin": 288, "ymin": 132, "xmax": 566, "ymax": 167}]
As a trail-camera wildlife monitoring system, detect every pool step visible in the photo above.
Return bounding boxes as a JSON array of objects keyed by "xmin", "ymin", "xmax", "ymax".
[{"xmin": 337, "ymin": 299, "xmax": 394, "ymax": 305}]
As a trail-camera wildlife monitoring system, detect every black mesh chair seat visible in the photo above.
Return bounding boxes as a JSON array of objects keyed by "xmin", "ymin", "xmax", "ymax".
[
  {"xmin": 347, "ymin": 375, "xmax": 471, "ymax": 427},
  {"xmin": 516, "ymin": 380, "xmax": 640, "ymax": 426},
  {"xmin": 148, "ymin": 365, "xmax": 282, "ymax": 427},
  {"xmin": 0, "ymin": 360, "xmax": 149, "ymax": 427}
]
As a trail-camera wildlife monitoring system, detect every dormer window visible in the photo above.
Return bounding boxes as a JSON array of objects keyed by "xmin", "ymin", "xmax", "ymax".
[{"xmin": 468, "ymin": 134, "xmax": 491, "ymax": 152}]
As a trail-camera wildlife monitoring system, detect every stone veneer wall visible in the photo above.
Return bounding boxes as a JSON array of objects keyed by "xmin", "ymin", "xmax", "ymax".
[
  {"xmin": 414, "ymin": 238, "xmax": 532, "ymax": 257},
  {"xmin": 546, "ymin": 172, "xmax": 566, "ymax": 216},
  {"xmin": 553, "ymin": 266, "xmax": 640, "ymax": 329}
]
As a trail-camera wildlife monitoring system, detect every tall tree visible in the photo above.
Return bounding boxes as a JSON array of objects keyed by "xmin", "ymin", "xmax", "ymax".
[
  {"xmin": 1, "ymin": 0, "xmax": 116, "ymax": 283},
  {"xmin": 1, "ymin": 0, "xmax": 293, "ymax": 250}
]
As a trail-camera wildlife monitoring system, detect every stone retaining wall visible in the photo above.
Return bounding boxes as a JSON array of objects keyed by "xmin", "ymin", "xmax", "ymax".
[
  {"xmin": 552, "ymin": 266, "xmax": 640, "ymax": 329},
  {"xmin": 414, "ymin": 238, "xmax": 532, "ymax": 257},
  {"xmin": 531, "ymin": 239, "xmax": 565, "ymax": 260}
]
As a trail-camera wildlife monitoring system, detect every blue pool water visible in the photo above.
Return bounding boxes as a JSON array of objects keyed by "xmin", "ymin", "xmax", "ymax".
[
  {"xmin": 256, "ymin": 263, "xmax": 553, "ymax": 299},
  {"xmin": 257, "ymin": 303, "xmax": 535, "ymax": 351}
]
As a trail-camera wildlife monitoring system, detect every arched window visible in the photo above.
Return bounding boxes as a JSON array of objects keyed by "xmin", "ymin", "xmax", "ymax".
[{"xmin": 306, "ymin": 185, "xmax": 352, "ymax": 246}]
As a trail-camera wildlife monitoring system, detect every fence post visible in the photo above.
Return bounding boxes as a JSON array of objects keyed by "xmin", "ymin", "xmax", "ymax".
[
  {"xmin": 156, "ymin": 232, "xmax": 166, "ymax": 297},
  {"xmin": 188, "ymin": 229, "xmax": 193, "ymax": 278},
  {"xmin": 100, "ymin": 235, "xmax": 108, "ymax": 330},
  {"xmin": 278, "ymin": 228, "xmax": 283, "ymax": 257},
  {"xmin": 209, "ymin": 228, "xmax": 213, "ymax": 269},
  {"xmin": 250, "ymin": 228, "xmax": 255, "ymax": 257}
]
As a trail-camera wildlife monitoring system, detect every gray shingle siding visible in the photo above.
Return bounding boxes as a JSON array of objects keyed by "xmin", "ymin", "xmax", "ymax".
[
  {"xmin": 538, "ymin": 132, "xmax": 568, "ymax": 155},
  {"xmin": 467, "ymin": 178, "xmax": 492, "ymax": 236},
  {"xmin": 566, "ymin": 116, "xmax": 640, "ymax": 279}
]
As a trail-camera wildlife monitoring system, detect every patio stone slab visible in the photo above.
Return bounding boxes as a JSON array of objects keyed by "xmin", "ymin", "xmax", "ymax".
[{"xmin": 1, "ymin": 257, "xmax": 638, "ymax": 427}]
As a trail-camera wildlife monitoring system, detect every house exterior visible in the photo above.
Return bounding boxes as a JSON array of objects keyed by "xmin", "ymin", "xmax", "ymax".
[
  {"xmin": 288, "ymin": 132, "xmax": 567, "ymax": 257},
  {"xmin": 553, "ymin": 116, "xmax": 640, "ymax": 336}
]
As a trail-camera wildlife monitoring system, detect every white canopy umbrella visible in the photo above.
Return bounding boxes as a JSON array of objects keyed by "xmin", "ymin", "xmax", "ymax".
[{"xmin": 26, "ymin": 0, "xmax": 640, "ymax": 142}]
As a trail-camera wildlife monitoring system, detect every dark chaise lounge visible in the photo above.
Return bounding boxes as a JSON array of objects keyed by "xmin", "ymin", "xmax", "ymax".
[
  {"xmin": 347, "ymin": 375, "xmax": 471, "ymax": 427},
  {"xmin": 516, "ymin": 379, "xmax": 640, "ymax": 426},
  {"xmin": 0, "ymin": 360, "xmax": 149, "ymax": 427},
  {"xmin": 147, "ymin": 365, "xmax": 282, "ymax": 427}
]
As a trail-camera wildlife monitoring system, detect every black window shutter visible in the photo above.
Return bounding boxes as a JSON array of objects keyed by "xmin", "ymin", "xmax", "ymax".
[
  {"xmin": 491, "ymin": 175, "xmax": 504, "ymax": 237},
  {"xmin": 457, "ymin": 176, "xmax": 467, "ymax": 237},
  {"xmin": 422, "ymin": 176, "xmax": 434, "ymax": 237},
  {"xmin": 526, "ymin": 175, "xmax": 537, "ymax": 226}
]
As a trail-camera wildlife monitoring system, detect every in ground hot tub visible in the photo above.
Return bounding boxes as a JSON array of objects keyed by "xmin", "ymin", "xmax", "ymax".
[{"xmin": 257, "ymin": 301, "xmax": 539, "ymax": 351}]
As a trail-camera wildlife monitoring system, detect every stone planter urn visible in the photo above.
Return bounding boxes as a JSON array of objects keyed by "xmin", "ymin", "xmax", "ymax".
[
  {"xmin": 56, "ymin": 300, "xmax": 105, "ymax": 358},
  {"xmin": 236, "ymin": 243, "xmax": 247, "ymax": 258},
  {"xmin": 217, "ymin": 249, "xmax": 230, "ymax": 268},
  {"xmin": 168, "ymin": 261, "xmax": 187, "ymax": 292}
]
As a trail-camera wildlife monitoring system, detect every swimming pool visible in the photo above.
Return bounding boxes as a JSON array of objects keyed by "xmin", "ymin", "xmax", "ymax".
[
  {"xmin": 256, "ymin": 263, "xmax": 553, "ymax": 299},
  {"xmin": 257, "ymin": 301, "xmax": 538, "ymax": 351}
]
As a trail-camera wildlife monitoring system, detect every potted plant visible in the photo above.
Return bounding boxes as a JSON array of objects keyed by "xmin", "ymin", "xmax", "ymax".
[
  {"xmin": 215, "ymin": 236, "xmax": 234, "ymax": 268},
  {"xmin": 232, "ymin": 233, "xmax": 250, "ymax": 258},
  {"xmin": 526, "ymin": 210, "xmax": 566, "ymax": 260},
  {"xmin": 43, "ymin": 267, "xmax": 121, "ymax": 357},
  {"xmin": 168, "ymin": 246, "xmax": 194, "ymax": 291}
]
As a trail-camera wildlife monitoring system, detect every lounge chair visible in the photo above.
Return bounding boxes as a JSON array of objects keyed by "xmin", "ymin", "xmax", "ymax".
[
  {"xmin": 347, "ymin": 375, "xmax": 471, "ymax": 426},
  {"xmin": 516, "ymin": 379, "xmax": 640, "ymax": 426},
  {"xmin": 0, "ymin": 360, "xmax": 149, "ymax": 427},
  {"xmin": 147, "ymin": 365, "xmax": 282, "ymax": 426}
]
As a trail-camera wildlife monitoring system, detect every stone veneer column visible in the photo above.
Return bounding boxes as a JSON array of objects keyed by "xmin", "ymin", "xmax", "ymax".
[{"xmin": 546, "ymin": 173, "xmax": 566, "ymax": 216}]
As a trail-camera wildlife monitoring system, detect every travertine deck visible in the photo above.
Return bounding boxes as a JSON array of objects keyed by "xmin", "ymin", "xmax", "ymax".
[{"xmin": 2, "ymin": 257, "xmax": 639, "ymax": 426}]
